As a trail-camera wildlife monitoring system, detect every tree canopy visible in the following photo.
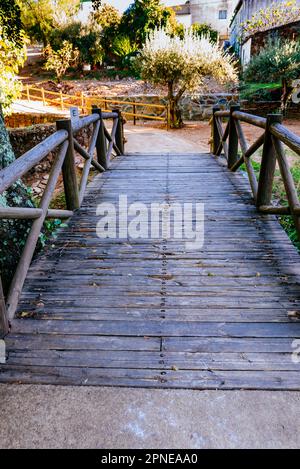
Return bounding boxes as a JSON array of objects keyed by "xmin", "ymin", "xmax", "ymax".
[
  {"xmin": 138, "ymin": 28, "xmax": 237, "ymax": 127},
  {"xmin": 119, "ymin": 0, "xmax": 174, "ymax": 47},
  {"xmin": 0, "ymin": 0, "xmax": 23, "ymax": 46},
  {"xmin": 0, "ymin": 0, "xmax": 26, "ymax": 113},
  {"xmin": 17, "ymin": 0, "xmax": 80, "ymax": 45}
]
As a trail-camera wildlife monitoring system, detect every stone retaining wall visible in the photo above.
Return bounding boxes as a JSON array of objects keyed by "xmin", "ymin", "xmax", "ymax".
[
  {"xmin": 8, "ymin": 123, "xmax": 93, "ymax": 196},
  {"xmin": 103, "ymin": 94, "xmax": 300, "ymax": 120},
  {"xmin": 104, "ymin": 93, "xmax": 239, "ymax": 121},
  {"xmin": 5, "ymin": 112, "xmax": 62, "ymax": 129}
]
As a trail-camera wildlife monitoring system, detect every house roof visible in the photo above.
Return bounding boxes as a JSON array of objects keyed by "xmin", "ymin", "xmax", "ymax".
[{"xmin": 230, "ymin": 0, "xmax": 243, "ymax": 26}]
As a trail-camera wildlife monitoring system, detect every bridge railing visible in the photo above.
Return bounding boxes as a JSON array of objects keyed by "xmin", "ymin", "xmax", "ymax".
[
  {"xmin": 0, "ymin": 107, "xmax": 125, "ymax": 331},
  {"xmin": 211, "ymin": 104, "xmax": 300, "ymax": 237}
]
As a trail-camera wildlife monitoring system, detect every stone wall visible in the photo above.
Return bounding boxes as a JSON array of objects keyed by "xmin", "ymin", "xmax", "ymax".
[
  {"xmin": 241, "ymin": 101, "xmax": 300, "ymax": 119},
  {"xmin": 8, "ymin": 123, "xmax": 93, "ymax": 196},
  {"xmin": 108, "ymin": 93, "xmax": 239, "ymax": 122},
  {"xmin": 5, "ymin": 112, "xmax": 62, "ymax": 129}
]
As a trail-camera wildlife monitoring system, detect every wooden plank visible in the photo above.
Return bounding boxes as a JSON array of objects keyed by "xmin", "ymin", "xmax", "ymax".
[
  {"xmin": 6, "ymin": 349, "xmax": 300, "ymax": 371},
  {"xmin": 10, "ymin": 319, "xmax": 300, "ymax": 338},
  {"xmin": 5, "ymin": 333, "xmax": 161, "ymax": 351},
  {"xmin": 0, "ymin": 365, "xmax": 299, "ymax": 390}
]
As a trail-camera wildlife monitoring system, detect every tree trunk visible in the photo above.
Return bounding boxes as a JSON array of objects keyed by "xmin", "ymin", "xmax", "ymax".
[
  {"xmin": 0, "ymin": 109, "xmax": 34, "ymax": 296},
  {"xmin": 168, "ymin": 82, "xmax": 183, "ymax": 129},
  {"xmin": 169, "ymin": 97, "xmax": 183, "ymax": 129},
  {"xmin": 281, "ymin": 78, "xmax": 293, "ymax": 115}
]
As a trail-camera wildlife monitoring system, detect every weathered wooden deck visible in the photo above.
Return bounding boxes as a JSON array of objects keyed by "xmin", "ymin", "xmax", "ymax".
[{"xmin": 1, "ymin": 151, "xmax": 300, "ymax": 389}]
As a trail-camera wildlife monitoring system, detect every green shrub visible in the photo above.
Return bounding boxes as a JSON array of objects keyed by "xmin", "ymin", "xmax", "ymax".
[
  {"xmin": 191, "ymin": 23, "xmax": 218, "ymax": 43},
  {"xmin": 49, "ymin": 22, "xmax": 104, "ymax": 67},
  {"xmin": 243, "ymin": 38, "xmax": 300, "ymax": 110},
  {"xmin": 44, "ymin": 40, "xmax": 79, "ymax": 82},
  {"xmin": 239, "ymin": 82, "xmax": 282, "ymax": 102}
]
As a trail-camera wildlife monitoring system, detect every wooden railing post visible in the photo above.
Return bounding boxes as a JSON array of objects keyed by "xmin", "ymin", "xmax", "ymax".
[
  {"xmin": 41, "ymin": 87, "xmax": 46, "ymax": 106},
  {"xmin": 113, "ymin": 109, "xmax": 125, "ymax": 155},
  {"xmin": 256, "ymin": 114, "xmax": 283, "ymax": 208},
  {"xmin": 0, "ymin": 276, "xmax": 9, "ymax": 338},
  {"xmin": 60, "ymin": 91, "xmax": 64, "ymax": 111},
  {"xmin": 92, "ymin": 108, "xmax": 108, "ymax": 170},
  {"xmin": 133, "ymin": 104, "xmax": 136, "ymax": 125},
  {"xmin": 228, "ymin": 104, "xmax": 240, "ymax": 169},
  {"xmin": 56, "ymin": 119, "xmax": 80, "ymax": 210},
  {"xmin": 26, "ymin": 84, "xmax": 30, "ymax": 101},
  {"xmin": 211, "ymin": 106, "xmax": 221, "ymax": 155}
]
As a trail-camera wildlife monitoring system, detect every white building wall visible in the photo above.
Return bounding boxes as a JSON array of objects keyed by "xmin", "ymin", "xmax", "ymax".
[
  {"xmin": 77, "ymin": 1, "xmax": 92, "ymax": 24},
  {"xmin": 190, "ymin": 0, "xmax": 236, "ymax": 40},
  {"xmin": 241, "ymin": 38, "xmax": 252, "ymax": 67},
  {"xmin": 176, "ymin": 14, "xmax": 193, "ymax": 27}
]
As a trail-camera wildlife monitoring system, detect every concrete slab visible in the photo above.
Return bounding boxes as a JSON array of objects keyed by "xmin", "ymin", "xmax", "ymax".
[{"xmin": 0, "ymin": 385, "xmax": 299, "ymax": 449}]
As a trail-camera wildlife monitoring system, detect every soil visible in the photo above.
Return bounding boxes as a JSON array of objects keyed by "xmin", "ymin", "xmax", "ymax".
[
  {"xmin": 19, "ymin": 48, "xmax": 234, "ymax": 98},
  {"xmin": 139, "ymin": 119, "xmax": 300, "ymax": 159}
]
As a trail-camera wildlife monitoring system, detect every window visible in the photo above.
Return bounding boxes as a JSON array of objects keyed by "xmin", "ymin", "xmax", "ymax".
[{"xmin": 219, "ymin": 10, "xmax": 227, "ymax": 20}]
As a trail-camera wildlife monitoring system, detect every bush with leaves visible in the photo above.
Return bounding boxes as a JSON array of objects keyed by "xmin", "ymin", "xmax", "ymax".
[
  {"xmin": 49, "ymin": 22, "xmax": 103, "ymax": 67},
  {"xmin": 191, "ymin": 23, "xmax": 218, "ymax": 43},
  {"xmin": 137, "ymin": 28, "xmax": 237, "ymax": 128},
  {"xmin": 111, "ymin": 34, "xmax": 138, "ymax": 68},
  {"xmin": 119, "ymin": 0, "xmax": 174, "ymax": 48},
  {"xmin": 91, "ymin": 2, "xmax": 121, "ymax": 59},
  {"xmin": 44, "ymin": 40, "xmax": 79, "ymax": 82},
  {"xmin": 243, "ymin": 38, "xmax": 300, "ymax": 111},
  {"xmin": 17, "ymin": 0, "xmax": 80, "ymax": 46},
  {"xmin": 91, "ymin": 2, "xmax": 121, "ymax": 30}
]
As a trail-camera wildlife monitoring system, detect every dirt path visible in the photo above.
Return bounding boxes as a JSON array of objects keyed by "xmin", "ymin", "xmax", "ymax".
[{"xmin": 125, "ymin": 123, "xmax": 209, "ymax": 153}]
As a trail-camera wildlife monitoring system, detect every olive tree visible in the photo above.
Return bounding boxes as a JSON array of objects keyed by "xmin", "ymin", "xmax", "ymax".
[{"xmin": 137, "ymin": 29, "xmax": 237, "ymax": 128}]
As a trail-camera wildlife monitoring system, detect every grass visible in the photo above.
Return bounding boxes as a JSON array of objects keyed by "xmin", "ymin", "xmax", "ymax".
[
  {"xmin": 240, "ymin": 155, "xmax": 300, "ymax": 251},
  {"xmin": 240, "ymin": 82, "xmax": 282, "ymax": 101}
]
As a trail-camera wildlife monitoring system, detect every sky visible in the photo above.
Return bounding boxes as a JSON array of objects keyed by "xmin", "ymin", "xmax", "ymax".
[{"xmin": 105, "ymin": 1, "xmax": 181, "ymax": 12}]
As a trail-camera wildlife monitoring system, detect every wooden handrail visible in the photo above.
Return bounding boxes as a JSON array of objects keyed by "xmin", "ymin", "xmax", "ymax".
[
  {"xmin": 0, "ymin": 106, "xmax": 125, "ymax": 320},
  {"xmin": 0, "ymin": 130, "xmax": 68, "ymax": 193},
  {"xmin": 211, "ymin": 104, "xmax": 300, "ymax": 240}
]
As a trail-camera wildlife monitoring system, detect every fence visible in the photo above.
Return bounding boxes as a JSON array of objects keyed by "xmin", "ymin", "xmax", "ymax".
[
  {"xmin": 21, "ymin": 85, "xmax": 169, "ymax": 128},
  {"xmin": 0, "ymin": 107, "xmax": 125, "ymax": 333}
]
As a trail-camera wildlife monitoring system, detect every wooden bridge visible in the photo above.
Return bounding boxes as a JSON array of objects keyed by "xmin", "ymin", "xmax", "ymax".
[{"xmin": 1, "ymin": 106, "xmax": 300, "ymax": 389}]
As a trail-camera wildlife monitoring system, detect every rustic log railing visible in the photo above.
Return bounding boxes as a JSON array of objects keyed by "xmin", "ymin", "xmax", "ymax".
[
  {"xmin": 211, "ymin": 104, "xmax": 300, "ymax": 238},
  {"xmin": 0, "ymin": 108, "xmax": 124, "ymax": 332},
  {"xmin": 21, "ymin": 85, "xmax": 169, "ymax": 128}
]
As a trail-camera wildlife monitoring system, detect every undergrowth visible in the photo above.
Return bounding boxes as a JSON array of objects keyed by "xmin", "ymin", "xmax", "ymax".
[{"xmin": 240, "ymin": 158, "xmax": 300, "ymax": 251}]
